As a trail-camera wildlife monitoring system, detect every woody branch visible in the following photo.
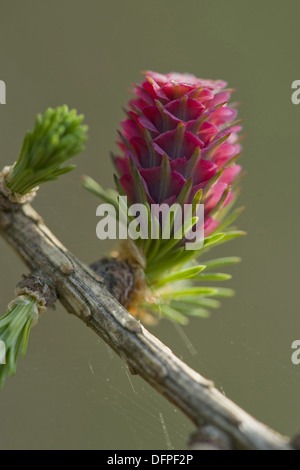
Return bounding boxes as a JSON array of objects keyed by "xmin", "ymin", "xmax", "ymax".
[{"xmin": 0, "ymin": 194, "xmax": 292, "ymax": 450}]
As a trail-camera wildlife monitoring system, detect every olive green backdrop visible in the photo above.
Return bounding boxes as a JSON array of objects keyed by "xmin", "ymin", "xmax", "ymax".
[{"xmin": 0, "ymin": 0, "xmax": 299, "ymax": 450}]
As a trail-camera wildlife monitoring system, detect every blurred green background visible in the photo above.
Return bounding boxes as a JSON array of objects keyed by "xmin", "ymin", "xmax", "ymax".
[{"xmin": 0, "ymin": 0, "xmax": 300, "ymax": 450}]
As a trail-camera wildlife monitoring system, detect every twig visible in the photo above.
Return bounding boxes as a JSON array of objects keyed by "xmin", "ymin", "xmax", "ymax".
[{"xmin": 0, "ymin": 197, "xmax": 292, "ymax": 450}]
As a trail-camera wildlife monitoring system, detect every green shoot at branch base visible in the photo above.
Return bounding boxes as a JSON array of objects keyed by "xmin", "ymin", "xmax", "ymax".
[{"xmin": 0, "ymin": 296, "xmax": 38, "ymax": 388}]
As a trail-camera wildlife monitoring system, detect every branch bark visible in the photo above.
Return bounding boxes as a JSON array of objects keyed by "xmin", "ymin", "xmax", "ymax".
[{"xmin": 0, "ymin": 198, "xmax": 292, "ymax": 450}]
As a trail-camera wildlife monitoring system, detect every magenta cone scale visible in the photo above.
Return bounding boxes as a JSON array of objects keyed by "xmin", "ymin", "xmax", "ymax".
[{"xmin": 114, "ymin": 71, "xmax": 242, "ymax": 236}]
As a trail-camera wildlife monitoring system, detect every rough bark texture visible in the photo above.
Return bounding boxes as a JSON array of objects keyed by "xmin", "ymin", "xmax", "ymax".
[
  {"xmin": 0, "ymin": 199, "xmax": 293, "ymax": 450},
  {"xmin": 16, "ymin": 272, "xmax": 57, "ymax": 308},
  {"xmin": 90, "ymin": 257, "xmax": 135, "ymax": 308}
]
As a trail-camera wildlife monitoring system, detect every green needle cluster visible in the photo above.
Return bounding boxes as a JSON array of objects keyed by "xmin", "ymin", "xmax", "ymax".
[
  {"xmin": 5, "ymin": 105, "xmax": 88, "ymax": 195},
  {"xmin": 0, "ymin": 296, "xmax": 38, "ymax": 387}
]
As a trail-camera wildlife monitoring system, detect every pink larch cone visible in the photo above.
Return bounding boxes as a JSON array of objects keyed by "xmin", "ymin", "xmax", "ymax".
[
  {"xmin": 114, "ymin": 71, "xmax": 242, "ymax": 235},
  {"xmin": 84, "ymin": 70, "xmax": 245, "ymax": 324}
]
